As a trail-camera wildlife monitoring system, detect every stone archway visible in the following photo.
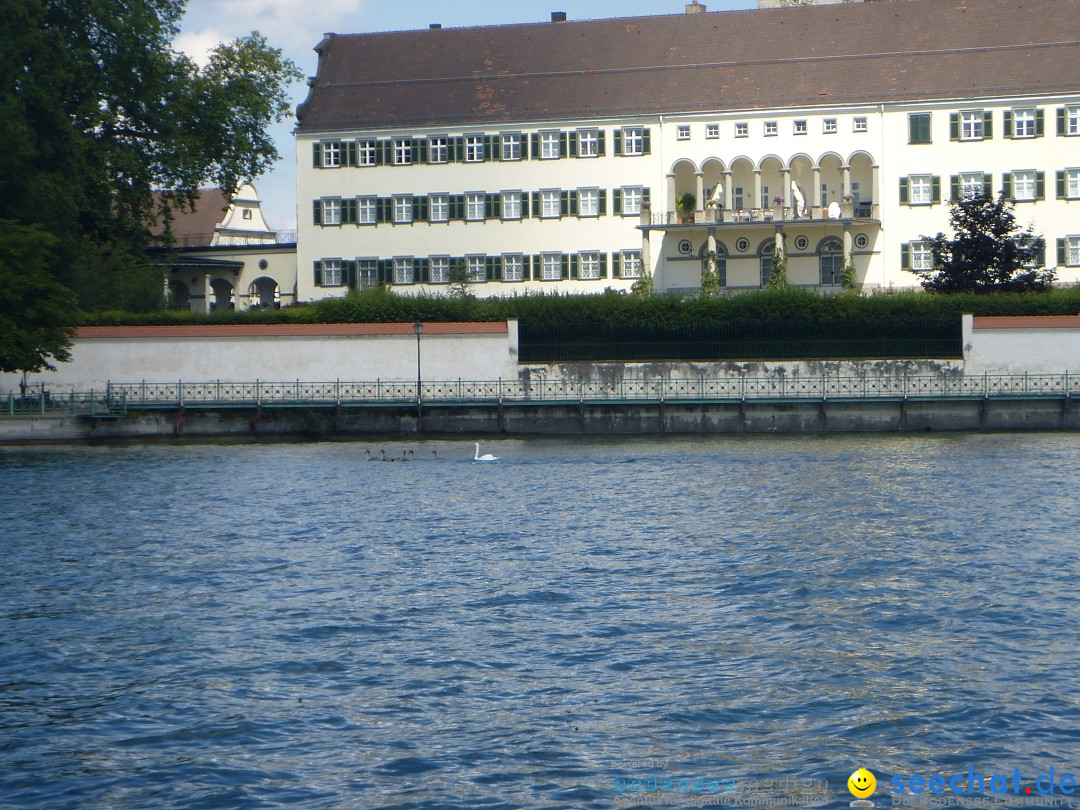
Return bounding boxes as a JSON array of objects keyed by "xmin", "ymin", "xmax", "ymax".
[
  {"xmin": 168, "ymin": 280, "xmax": 190, "ymax": 310},
  {"xmin": 210, "ymin": 278, "xmax": 234, "ymax": 311},
  {"xmin": 248, "ymin": 276, "xmax": 280, "ymax": 309}
]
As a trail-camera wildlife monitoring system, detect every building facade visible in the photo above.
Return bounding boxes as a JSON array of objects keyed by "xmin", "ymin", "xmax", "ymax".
[
  {"xmin": 295, "ymin": 0, "xmax": 1080, "ymax": 301},
  {"xmin": 152, "ymin": 183, "xmax": 298, "ymax": 312}
]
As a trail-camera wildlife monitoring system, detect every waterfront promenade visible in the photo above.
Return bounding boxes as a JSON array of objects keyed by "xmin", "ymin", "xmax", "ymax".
[{"xmin": 3, "ymin": 372, "xmax": 1079, "ymax": 440}]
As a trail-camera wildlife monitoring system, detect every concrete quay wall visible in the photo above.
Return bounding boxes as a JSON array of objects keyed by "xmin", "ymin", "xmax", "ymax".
[{"xmin": 3, "ymin": 397, "xmax": 1076, "ymax": 444}]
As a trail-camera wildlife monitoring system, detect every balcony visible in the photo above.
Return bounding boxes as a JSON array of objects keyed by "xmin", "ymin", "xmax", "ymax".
[{"xmin": 640, "ymin": 203, "xmax": 879, "ymax": 231}]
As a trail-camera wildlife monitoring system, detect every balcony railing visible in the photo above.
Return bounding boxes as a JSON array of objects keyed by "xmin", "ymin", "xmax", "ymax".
[{"xmin": 647, "ymin": 203, "xmax": 878, "ymax": 227}]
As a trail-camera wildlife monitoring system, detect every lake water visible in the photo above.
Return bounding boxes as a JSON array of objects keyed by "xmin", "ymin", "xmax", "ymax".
[{"xmin": 2, "ymin": 434, "xmax": 1080, "ymax": 809}]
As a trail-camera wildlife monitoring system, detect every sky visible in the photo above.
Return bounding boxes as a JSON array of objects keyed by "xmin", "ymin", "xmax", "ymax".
[{"xmin": 174, "ymin": 0, "xmax": 756, "ymax": 232}]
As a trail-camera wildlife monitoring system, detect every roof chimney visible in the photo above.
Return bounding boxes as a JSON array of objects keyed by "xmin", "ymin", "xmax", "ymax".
[
  {"xmin": 429, "ymin": 23, "xmax": 441, "ymax": 29},
  {"xmin": 551, "ymin": 11, "xmax": 566, "ymax": 22},
  {"xmin": 685, "ymin": 0, "xmax": 707, "ymax": 12}
]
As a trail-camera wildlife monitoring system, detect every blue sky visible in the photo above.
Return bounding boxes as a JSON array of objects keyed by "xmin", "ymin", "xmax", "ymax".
[{"xmin": 175, "ymin": 0, "xmax": 756, "ymax": 230}]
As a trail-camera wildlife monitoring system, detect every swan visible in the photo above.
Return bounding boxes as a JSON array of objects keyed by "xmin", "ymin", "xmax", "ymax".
[
  {"xmin": 473, "ymin": 442, "xmax": 498, "ymax": 461},
  {"xmin": 365, "ymin": 449, "xmax": 379, "ymax": 462}
]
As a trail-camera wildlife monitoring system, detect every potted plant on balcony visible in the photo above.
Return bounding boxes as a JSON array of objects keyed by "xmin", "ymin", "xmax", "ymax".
[
  {"xmin": 676, "ymin": 192, "xmax": 696, "ymax": 224},
  {"xmin": 773, "ymin": 195, "xmax": 785, "ymax": 220},
  {"xmin": 842, "ymin": 194, "xmax": 854, "ymax": 218}
]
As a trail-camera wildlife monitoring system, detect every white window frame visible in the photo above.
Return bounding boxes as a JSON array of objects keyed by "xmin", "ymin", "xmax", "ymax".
[
  {"xmin": 793, "ymin": 120, "xmax": 807, "ymax": 135},
  {"xmin": 357, "ymin": 258, "xmax": 378, "ymax": 290},
  {"xmin": 823, "ymin": 118, "xmax": 837, "ymax": 134},
  {"xmin": 428, "ymin": 136, "xmax": 448, "ymax": 164},
  {"xmin": 466, "ymin": 192, "xmax": 485, "ymax": 222},
  {"xmin": 465, "ymin": 134, "xmax": 485, "ymax": 163},
  {"xmin": 540, "ymin": 131, "xmax": 560, "ymax": 160},
  {"xmin": 358, "ymin": 140, "xmax": 376, "ymax": 166},
  {"xmin": 393, "ymin": 138, "xmax": 412, "ymax": 165},
  {"xmin": 466, "ymin": 255, "xmax": 486, "ymax": 283},
  {"xmin": 501, "ymin": 191, "xmax": 522, "ymax": 221},
  {"xmin": 621, "ymin": 186, "xmax": 642, "ymax": 216},
  {"xmin": 393, "ymin": 194, "xmax": 413, "ymax": 224},
  {"xmin": 960, "ymin": 110, "xmax": 984, "ymax": 141},
  {"xmin": 429, "ymin": 193, "xmax": 449, "ymax": 223},
  {"xmin": 579, "ymin": 251, "xmax": 601, "ymax": 280},
  {"xmin": 540, "ymin": 189, "xmax": 560, "ymax": 219},
  {"xmin": 358, "ymin": 196, "xmax": 377, "ymax": 225},
  {"xmin": 541, "ymin": 253, "xmax": 562, "ymax": 281},
  {"xmin": 764, "ymin": 121, "xmax": 778, "ymax": 137},
  {"xmin": 735, "ymin": 122, "xmax": 748, "ymax": 138},
  {"xmin": 853, "ymin": 117, "xmax": 868, "ymax": 133},
  {"xmin": 321, "ymin": 140, "xmax": 340, "ymax": 168},
  {"xmin": 502, "ymin": 253, "xmax": 524, "ymax": 282},
  {"xmin": 676, "ymin": 124, "xmax": 690, "ymax": 141},
  {"xmin": 322, "ymin": 258, "xmax": 343, "ymax": 286},
  {"xmin": 1068, "ymin": 236, "xmax": 1080, "ymax": 266},
  {"xmin": 1066, "ymin": 168, "xmax": 1080, "ymax": 200},
  {"xmin": 1013, "ymin": 170, "xmax": 1037, "ymax": 201},
  {"xmin": 321, "ymin": 198, "xmax": 341, "ymax": 226},
  {"xmin": 1069, "ymin": 106, "xmax": 1080, "ymax": 136},
  {"xmin": 621, "ymin": 250, "xmax": 642, "ymax": 279},
  {"xmin": 910, "ymin": 175, "xmax": 933, "ymax": 206},
  {"xmin": 393, "ymin": 257, "xmax": 414, "ymax": 285},
  {"xmin": 578, "ymin": 128, "xmax": 598, "ymax": 158},
  {"xmin": 501, "ymin": 134, "xmax": 520, "ymax": 161},
  {"xmin": 1013, "ymin": 108, "xmax": 1036, "ymax": 138},
  {"xmin": 960, "ymin": 172, "xmax": 985, "ymax": 199},
  {"xmin": 578, "ymin": 188, "xmax": 599, "ymax": 218},
  {"xmin": 910, "ymin": 241, "xmax": 934, "ymax": 272},
  {"xmin": 430, "ymin": 256, "xmax": 450, "ymax": 284},
  {"xmin": 706, "ymin": 123, "xmax": 719, "ymax": 139},
  {"xmin": 622, "ymin": 127, "xmax": 644, "ymax": 155}
]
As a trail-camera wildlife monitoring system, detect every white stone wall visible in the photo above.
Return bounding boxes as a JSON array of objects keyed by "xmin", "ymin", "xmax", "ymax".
[
  {"xmin": 6, "ymin": 324, "xmax": 520, "ymax": 394},
  {"xmin": 963, "ymin": 315, "xmax": 1080, "ymax": 375}
]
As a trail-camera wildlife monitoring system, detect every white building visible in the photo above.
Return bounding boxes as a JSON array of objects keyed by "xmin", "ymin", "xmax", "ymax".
[
  {"xmin": 152, "ymin": 183, "xmax": 298, "ymax": 311},
  {"xmin": 294, "ymin": 0, "xmax": 1080, "ymax": 301}
]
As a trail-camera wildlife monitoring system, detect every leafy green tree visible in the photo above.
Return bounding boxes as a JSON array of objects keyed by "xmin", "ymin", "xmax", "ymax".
[
  {"xmin": 447, "ymin": 260, "xmax": 472, "ymax": 298},
  {"xmin": 0, "ymin": 0, "xmax": 303, "ymax": 309},
  {"xmin": 766, "ymin": 251, "xmax": 790, "ymax": 290},
  {"xmin": 911, "ymin": 192, "xmax": 1052, "ymax": 293},
  {"xmin": 700, "ymin": 251, "xmax": 721, "ymax": 298},
  {"xmin": 0, "ymin": 221, "xmax": 79, "ymax": 383}
]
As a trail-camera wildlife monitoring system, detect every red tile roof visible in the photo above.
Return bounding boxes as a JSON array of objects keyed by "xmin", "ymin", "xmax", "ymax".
[
  {"xmin": 297, "ymin": 0, "xmax": 1080, "ymax": 130},
  {"xmin": 76, "ymin": 322, "xmax": 509, "ymax": 339},
  {"xmin": 149, "ymin": 189, "xmax": 228, "ymax": 247},
  {"xmin": 973, "ymin": 316, "xmax": 1080, "ymax": 330}
]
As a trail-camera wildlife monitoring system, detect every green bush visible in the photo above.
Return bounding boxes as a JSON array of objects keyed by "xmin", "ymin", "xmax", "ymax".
[{"xmin": 78, "ymin": 286, "xmax": 1080, "ymax": 329}]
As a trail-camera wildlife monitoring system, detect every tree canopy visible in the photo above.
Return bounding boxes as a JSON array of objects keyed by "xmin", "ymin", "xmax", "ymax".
[
  {"xmin": 910, "ymin": 192, "xmax": 1052, "ymax": 293},
  {"xmin": 0, "ymin": 0, "xmax": 302, "ymax": 315},
  {"xmin": 0, "ymin": 221, "xmax": 79, "ymax": 376}
]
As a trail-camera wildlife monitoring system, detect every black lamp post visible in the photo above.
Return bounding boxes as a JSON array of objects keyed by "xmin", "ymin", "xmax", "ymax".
[{"xmin": 413, "ymin": 321, "xmax": 423, "ymax": 431}]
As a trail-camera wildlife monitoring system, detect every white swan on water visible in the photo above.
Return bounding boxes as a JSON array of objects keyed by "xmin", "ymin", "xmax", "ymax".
[{"xmin": 473, "ymin": 443, "xmax": 498, "ymax": 461}]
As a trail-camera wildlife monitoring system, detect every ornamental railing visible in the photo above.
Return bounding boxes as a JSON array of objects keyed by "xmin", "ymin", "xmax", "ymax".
[{"xmin": 5, "ymin": 373, "xmax": 1079, "ymax": 417}]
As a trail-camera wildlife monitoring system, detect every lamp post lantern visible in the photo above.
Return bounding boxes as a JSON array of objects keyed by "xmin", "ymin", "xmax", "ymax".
[{"xmin": 413, "ymin": 321, "xmax": 423, "ymax": 431}]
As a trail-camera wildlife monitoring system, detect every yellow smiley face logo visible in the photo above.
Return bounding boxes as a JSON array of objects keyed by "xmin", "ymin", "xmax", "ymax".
[{"xmin": 848, "ymin": 768, "xmax": 876, "ymax": 798}]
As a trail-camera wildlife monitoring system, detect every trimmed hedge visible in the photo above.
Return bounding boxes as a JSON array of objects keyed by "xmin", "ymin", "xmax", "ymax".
[{"xmin": 80, "ymin": 286, "xmax": 1080, "ymax": 329}]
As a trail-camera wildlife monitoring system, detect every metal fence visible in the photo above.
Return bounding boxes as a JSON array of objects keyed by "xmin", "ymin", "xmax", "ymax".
[
  {"xmin": 6, "ymin": 373, "xmax": 1078, "ymax": 418},
  {"xmin": 517, "ymin": 319, "xmax": 962, "ymax": 363}
]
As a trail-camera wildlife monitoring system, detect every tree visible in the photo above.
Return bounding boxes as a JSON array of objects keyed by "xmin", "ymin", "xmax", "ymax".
[
  {"xmin": 911, "ymin": 192, "xmax": 1052, "ymax": 293},
  {"xmin": 766, "ymin": 251, "xmax": 790, "ymax": 290},
  {"xmin": 0, "ymin": 221, "xmax": 79, "ymax": 385},
  {"xmin": 700, "ymin": 251, "xmax": 721, "ymax": 297},
  {"xmin": 0, "ymin": 0, "xmax": 303, "ymax": 310},
  {"xmin": 447, "ymin": 260, "xmax": 472, "ymax": 298}
]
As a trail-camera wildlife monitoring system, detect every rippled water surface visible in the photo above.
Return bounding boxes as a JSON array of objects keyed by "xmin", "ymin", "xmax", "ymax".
[{"xmin": 2, "ymin": 434, "xmax": 1080, "ymax": 809}]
